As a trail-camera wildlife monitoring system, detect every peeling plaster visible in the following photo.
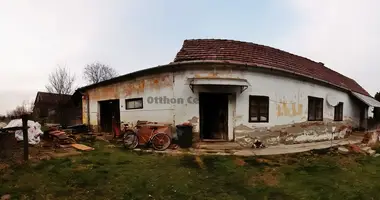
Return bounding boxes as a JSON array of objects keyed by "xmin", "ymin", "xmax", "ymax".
[
  {"xmin": 188, "ymin": 116, "xmax": 199, "ymax": 124},
  {"xmin": 86, "ymin": 74, "xmax": 173, "ymax": 101},
  {"xmin": 293, "ymin": 128, "xmax": 349, "ymax": 143},
  {"xmin": 235, "ymin": 120, "xmax": 353, "ymax": 147}
]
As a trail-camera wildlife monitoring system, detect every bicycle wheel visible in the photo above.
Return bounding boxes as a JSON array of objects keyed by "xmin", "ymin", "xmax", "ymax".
[
  {"xmin": 151, "ymin": 133, "xmax": 171, "ymax": 151},
  {"xmin": 123, "ymin": 131, "xmax": 138, "ymax": 149}
]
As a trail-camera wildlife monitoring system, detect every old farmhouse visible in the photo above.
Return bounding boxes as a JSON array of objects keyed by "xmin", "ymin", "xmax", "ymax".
[{"xmin": 74, "ymin": 39, "xmax": 380, "ymax": 146}]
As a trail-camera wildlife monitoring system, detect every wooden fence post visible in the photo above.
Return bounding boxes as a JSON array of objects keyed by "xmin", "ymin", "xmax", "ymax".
[{"xmin": 21, "ymin": 114, "xmax": 29, "ymax": 161}]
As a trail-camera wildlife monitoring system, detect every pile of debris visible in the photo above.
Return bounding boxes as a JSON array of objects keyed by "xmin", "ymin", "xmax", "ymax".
[
  {"xmin": 2, "ymin": 119, "xmax": 43, "ymax": 145},
  {"xmin": 337, "ymin": 129, "xmax": 380, "ymax": 157},
  {"xmin": 45, "ymin": 124, "xmax": 95, "ymax": 151},
  {"xmin": 338, "ymin": 144, "xmax": 378, "ymax": 156},
  {"xmin": 1, "ymin": 120, "xmax": 95, "ymax": 153}
]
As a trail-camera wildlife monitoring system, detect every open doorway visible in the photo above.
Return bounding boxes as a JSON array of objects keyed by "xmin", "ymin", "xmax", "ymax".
[
  {"xmin": 359, "ymin": 105, "xmax": 369, "ymax": 130},
  {"xmin": 199, "ymin": 93, "xmax": 229, "ymax": 140},
  {"xmin": 99, "ymin": 99, "xmax": 120, "ymax": 132}
]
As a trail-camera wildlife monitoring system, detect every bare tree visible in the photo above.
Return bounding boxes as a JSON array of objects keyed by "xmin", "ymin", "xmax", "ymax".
[
  {"xmin": 83, "ymin": 62, "xmax": 118, "ymax": 84},
  {"xmin": 46, "ymin": 65, "xmax": 76, "ymax": 95},
  {"xmin": 29, "ymin": 100, "xmax": 34, "ymax": 112},
  {"xmin": 6, "ymin": 100, "xmax": 33, "ymax": 119}
]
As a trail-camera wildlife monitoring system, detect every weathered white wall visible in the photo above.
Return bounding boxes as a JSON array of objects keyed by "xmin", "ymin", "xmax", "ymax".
[
  {"xmin": 235, "ymin": 72, "xmax": 361, "ymax": 127},
  {"xmin": 83, "ymin": 65, "xmax": 362, "ymax": 143},
  {"xmin": 84, "ymin": 73, "xmax": 175, "ymax": 130},
  {"xmin": 172, "ymin": 67, "xmax": 361, "ymax": 127}
]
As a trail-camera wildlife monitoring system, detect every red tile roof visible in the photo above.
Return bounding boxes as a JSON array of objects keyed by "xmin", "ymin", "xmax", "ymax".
[{"xmin": 174, "ymin": 39, "xmax": 369, "ymax": 96}]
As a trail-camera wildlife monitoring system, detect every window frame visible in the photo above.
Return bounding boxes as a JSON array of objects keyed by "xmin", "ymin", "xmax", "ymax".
[
  {"xmin": 249, "ymin": 95, "xmax": 269, "ymax": 123},
  {"xmin": 125, "ymin": 98, "xmax": 143, "ymax": 110},
  {"xmin": 334, "ymin": 102, "xmax": 343, "ymax": 121},
  {"xmin": 307, "ymin": 96, "xmax": 324, "ymax": 121}
]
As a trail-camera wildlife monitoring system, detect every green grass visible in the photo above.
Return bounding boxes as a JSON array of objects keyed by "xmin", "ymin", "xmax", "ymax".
[{"xmin": 1, "ymin": 143, "xmax": 380, "ymax": 200}]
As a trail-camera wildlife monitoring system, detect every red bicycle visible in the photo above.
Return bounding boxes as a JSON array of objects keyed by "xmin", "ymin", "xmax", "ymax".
[{"xmin": 122, "ymin": 122, "xmax": 171, "ymax": 151}]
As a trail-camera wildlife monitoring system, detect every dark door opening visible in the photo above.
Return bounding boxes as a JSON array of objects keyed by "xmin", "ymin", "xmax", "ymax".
[
  {"xmin": 199, "ymin": 93, "xmax": 228, "ymax": 140},
  {"xmin": 99, "ymin": 99, "xmax": 120, "ymax": 132},
  {"xmin": 359, "ymin": 106, "xmax": 369, "ymax": 130}
]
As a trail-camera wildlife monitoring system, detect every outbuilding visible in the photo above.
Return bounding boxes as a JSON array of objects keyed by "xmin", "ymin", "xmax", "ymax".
[{"xmin": 74, "ymin": 39, "xmax": 380, "ymax": 146}]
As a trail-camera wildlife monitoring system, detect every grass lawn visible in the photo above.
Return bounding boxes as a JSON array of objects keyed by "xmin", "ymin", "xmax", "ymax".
[{"xmin": 1, "ymin": 142, "xmax": 380, "ymax": 200}]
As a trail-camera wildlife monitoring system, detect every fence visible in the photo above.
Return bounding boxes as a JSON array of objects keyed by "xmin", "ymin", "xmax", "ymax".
[
  {"xmin": 0, "ymin": 132, "xmax": 23, "ymax": 163},
  {"xmin": 0, "ymin": 115, "xmax": 30, "ymax": 163}
]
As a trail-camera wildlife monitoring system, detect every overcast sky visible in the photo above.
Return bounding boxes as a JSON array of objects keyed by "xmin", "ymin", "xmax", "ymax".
[{"xmin": 0, "ymin": 0, "xmax": 379, "ymax": 115}]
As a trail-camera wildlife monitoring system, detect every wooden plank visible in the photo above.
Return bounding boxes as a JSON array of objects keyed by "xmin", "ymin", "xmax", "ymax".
[{"xmin": 71, "ymin": 143, "xmax": 94, "ymax": 151}]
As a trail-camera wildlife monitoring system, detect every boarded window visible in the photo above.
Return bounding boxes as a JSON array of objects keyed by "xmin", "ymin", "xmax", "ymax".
[
  {"xmin": 334, "ymin": 102, "xmax": 343, "ymax": 121},
  {"xmin": 308, "ymin": 96, "xmax": 323, "ymax": 121},
  {"xmin": 249, "ymin": 96, "xmax": 269, "ymax": 122},
  {"xmin": 125, "ymin": 98, "xmax": 143, "ymax": 110}
]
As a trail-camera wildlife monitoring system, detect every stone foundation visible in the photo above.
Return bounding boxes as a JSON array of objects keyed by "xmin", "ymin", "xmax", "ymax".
[{"xmin": 235, "ymin": 121, "xmax": 353, "ymax": 147}]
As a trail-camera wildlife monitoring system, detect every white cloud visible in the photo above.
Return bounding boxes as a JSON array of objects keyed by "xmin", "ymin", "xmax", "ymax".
[{"xmin": 280, "ymin": 0, "xmax": 380, "ymax": 96}]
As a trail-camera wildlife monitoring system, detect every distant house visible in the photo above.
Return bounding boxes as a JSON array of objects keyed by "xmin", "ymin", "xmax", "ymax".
[{"xmin": 32, "ymin": 92, "xmax": 81, "ymax": 126}]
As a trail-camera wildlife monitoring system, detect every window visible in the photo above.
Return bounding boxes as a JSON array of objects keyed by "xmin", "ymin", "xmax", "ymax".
[
  {"xmin": 334, "ymin": 102, "xmax": 343, "ymax": 121},
  {"xmin": 125, "ymin": 98, "xmax": 143, "ymax": 110},
  {"xmin": 308, "ymin": 96, "xmax": 323, "ymax": 121},
  {"xmin": 249, "ymin": 95, "xmax": 269, "ymax": 122}
]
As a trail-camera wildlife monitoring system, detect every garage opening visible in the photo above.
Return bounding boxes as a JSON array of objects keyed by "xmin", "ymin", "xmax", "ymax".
[
  {"xmin": 99, "ymin": 99, "xmax": 120, "ymax": 132},
  {"xmin": 199, "ymin": 93, "xmax": 228, "ymax": 141}
]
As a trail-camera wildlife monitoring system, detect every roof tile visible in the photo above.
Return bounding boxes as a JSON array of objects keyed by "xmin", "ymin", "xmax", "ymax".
[{"xmin": 174, "ymin": 39, "xmax": 369, "ymax": 96}]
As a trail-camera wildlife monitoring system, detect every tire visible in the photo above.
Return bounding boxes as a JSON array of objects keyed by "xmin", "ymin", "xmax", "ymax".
[
  {"xmin": 151, "ymin": 133, "xmax": 171, "ymax": 151},
  {"xmin": 123, "ymin": 131, "xmax": 138, "ymax": 149}
]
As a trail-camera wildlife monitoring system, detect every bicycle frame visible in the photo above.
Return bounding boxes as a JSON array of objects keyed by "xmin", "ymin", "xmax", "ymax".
[
  {"xmin": 123, "ymin": 122, "xmax": 172, "ymax": 151},
  {"xmin": 134, "ymin": 126, "xmax": 158, "ymax": 146},
  {"xmin": 112, "ymin": 120, "xmax": 134, "ymax": 138}
]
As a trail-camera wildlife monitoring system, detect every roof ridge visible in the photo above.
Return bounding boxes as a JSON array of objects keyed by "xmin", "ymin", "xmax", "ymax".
[
  {"xmin": 182, "ymin": 38, "xmax": 326, "ymax": 66},
  {"xmin": 37, "ymin": 91, "xmax": 72, "ymax": 96}
]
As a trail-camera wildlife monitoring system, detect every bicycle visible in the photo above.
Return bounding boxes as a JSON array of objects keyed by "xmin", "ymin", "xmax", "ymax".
[
  {"xmin": 122, "ymin": 122, "xmax": 171, "ymax": 151},
  {"xmin": 112, "ymin": 120, "xmax": 129, "ymax": 138}
]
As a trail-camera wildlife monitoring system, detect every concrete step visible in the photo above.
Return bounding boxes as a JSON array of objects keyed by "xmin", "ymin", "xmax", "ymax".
[{"xmin": 198, "ymin": 142, "xmax": 243, "ymax": 150}]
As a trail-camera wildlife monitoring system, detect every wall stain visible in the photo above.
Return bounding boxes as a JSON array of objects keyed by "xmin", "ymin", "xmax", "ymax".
[
  {"xmin": 125, "ymin": 80, "xmax": 145, "ymax": 96},
  {"xmin": 82, "ymin": 98, "xmax": 88, "ymax": 124},
  {"xmin": 277, "ymin": 101, "xmax": 303, "ymax": 117},
  {"xmin": 88, "ymin": 74, "xmax": 173, "ymax": 100}
]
